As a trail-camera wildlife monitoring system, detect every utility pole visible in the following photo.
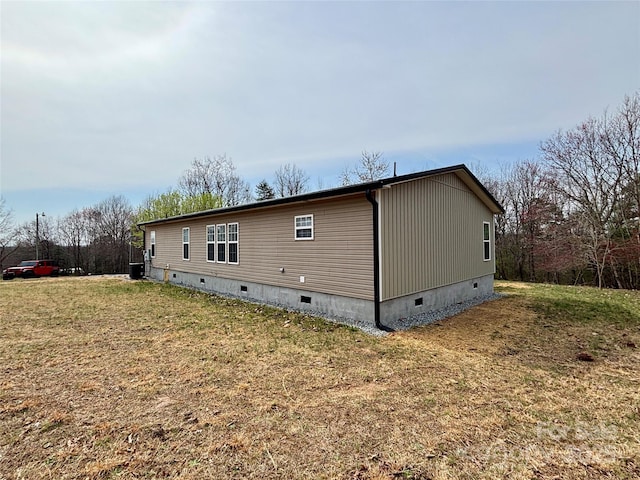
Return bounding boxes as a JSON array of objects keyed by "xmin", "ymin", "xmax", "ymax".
[{"xmin": 35, "ymin": 212, "xmax": 45, "ymax": 260}]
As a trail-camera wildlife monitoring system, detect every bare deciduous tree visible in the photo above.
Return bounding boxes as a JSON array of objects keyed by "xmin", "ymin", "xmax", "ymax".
[
  {"xmin": 58, "ymin": 209, "xmax": 91, "ymax": 271},
  {"xmin": 274, "ymin": 163, "xmax": 309, "ymax": 198},
  {"xmin": 541, "ymin": 117, "xmax": 626, "ymax": 288},
  {"xmin": 15, "ymin": 214, "xmax": 56, "ymax": 261},
  {"xmin": 93, "ymin": 195, "xmax": 134, "ymax": 273},
  {"xmin": 340, "ymin": 150, "xmax": 389, "ymax": 185},
  {"xmin": 510, "ymin": 161, "xmax": 553, "ymax": 281},
  {"xmin": 602, "ymin": 93, "xmax": 640, "ymax": 286},
  {"xmin": 0, "ymin": 198, "xmax": 18, "ymax": 271},
  {"xmin": 179, "ymin": 154, "xmax": 252, "ymax": 207}
]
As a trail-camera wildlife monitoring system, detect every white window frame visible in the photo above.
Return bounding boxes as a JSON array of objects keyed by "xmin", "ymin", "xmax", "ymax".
[
  {"xmin": 182, "ymin": 227, "xmax": 190, "ymax": 261},
  {"xmin": 150, "ymin": 230, "xmax": 156, "ymax": 258},
  {"xmin": 206, "ymin": 225, "xmax": 215, "ymax": 263},
  {"xmin": 294, "ymin": 214, "xmax": 314, "ymax": 240},
  {"xmin": 216, "ymin": 224, "xmax": 226, "ymax": 263},
  {"xmin": 228, "ymin": 223, "xmax": 239, "ymax": 264},
  {"xmin": 483, "ymin": 221, "xmax": 491, "ymax": 261}
]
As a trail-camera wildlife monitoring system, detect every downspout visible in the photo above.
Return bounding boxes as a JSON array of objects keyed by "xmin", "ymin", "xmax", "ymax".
[{"xmin": 365, "ymin": 189, "xmax": 394, "ymax": 332}]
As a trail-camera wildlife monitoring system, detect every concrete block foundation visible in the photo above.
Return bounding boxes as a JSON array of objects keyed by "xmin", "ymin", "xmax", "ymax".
[
  {"xmin": 379, "ymin": 274, "xmax": 495, "ymax": 329},
  {"xmin": 145, "ymin": 264, "xmax": 375, "ymax": 326},
  {"xmin": 145, "ymin": 263, "xmax": 494, "ymax": 332}
]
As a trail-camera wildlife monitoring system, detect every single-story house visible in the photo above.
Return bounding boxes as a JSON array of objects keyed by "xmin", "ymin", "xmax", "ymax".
[{"xmin": 138, "ymin": 164, "xmax": 503, "ymax": 331}]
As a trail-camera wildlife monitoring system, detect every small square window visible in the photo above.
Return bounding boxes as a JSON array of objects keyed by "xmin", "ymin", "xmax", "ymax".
[{"xmin": 295, "ymin": 214, "xmax": 314, "ymax": 240}]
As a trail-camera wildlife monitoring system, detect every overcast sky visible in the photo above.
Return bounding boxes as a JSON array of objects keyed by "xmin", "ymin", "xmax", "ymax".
[{"xmin": 1, "ymin": 0, "xmax": 638, "ymax": 226}]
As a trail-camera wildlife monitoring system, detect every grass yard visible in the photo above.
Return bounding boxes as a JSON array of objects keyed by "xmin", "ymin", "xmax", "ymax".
[{"xmin": 0, "ymin": 277, "xmax": 638, "ymax": 479}]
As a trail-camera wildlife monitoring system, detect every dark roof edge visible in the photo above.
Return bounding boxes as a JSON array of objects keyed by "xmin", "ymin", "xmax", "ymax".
[
  {"xmin": 138, "ymin": 164, "xmax": 503, "ymax": 227},
  {"xmin": 447, "ymin": 164, "xmax": 505, "ymax": 214},
  {"xmin": 137, "ymin": 178, "xmax": 385, "ymax": 226}
]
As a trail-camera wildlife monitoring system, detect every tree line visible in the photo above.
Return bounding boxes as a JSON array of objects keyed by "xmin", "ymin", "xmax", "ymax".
[
  {"xmin": 0, "ymin": 153, "xmax": 386, "ymax": 274},
  {"xmin": 486, "ymin": 93, "xmax": 639, "ymax": 289},
  {"xmin": 1, "ymin": 92, "xmax": 637, "ymax": 289}
]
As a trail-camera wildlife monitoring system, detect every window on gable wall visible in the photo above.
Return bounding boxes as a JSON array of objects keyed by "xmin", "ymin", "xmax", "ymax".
[
  {"xmin": 150, "ymin": 230, "xmax": 156, "ymax": 258},
  {"xmin": 228, "ymin": 223, "xmax": 238, "ymax": 264},
  {"xmin": 217, "ymin": 224, "xmax": 226, "ymax": 263},
  {"xmin": 483, "ymin": 221, "xmax": 491, "ymax": 261},
  {"xmin": 182, "ymin": 227, "xmax": 190, "ymax": 260},
  {"xmin": 295, "ymin": 214, "xmax": 314, "ymax": 240},
  {"xmin": 206, "ymin": 225, "xmax": 215, "ymax": 262}
]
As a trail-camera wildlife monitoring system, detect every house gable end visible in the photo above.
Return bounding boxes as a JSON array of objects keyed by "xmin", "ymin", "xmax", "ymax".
[{"xmin": 379, "ymin": 172, "xmax": 496, "ymax": 301}]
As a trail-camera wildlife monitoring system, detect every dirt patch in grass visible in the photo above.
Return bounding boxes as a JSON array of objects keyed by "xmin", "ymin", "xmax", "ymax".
[
  {"xmin": 1, "ymin": 277, "xmax": 638, "ymax": 479},
  {"xmin": 494, "ymin": 281, "xmax": 533, "ymax": 289}
]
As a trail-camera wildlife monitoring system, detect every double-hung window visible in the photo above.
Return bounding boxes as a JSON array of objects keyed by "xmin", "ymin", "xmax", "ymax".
[
  {"xmin": 228, "ymin": 223, "xmax": 238, "ymax": 264},
  {"xmin": 217, "ymin": 224, "xmax": 226, "ymax": 263},
  {"xmin": 206, "ymin": 225, "xmax": 215, "ymax": 262},
  {"xmin": 150, "ymin": 230, "xmax": 156, "ymax": 258},
  {"xmin": 182, "ymin": 227, "xmax": 190, "ymax": 260},
  {"xmin": 483, "ymin": 222, "xmax": 491, "ymax": 261},
  {"xmin": 295, "ymin": 214, "xmax": 314, "ymax": 240}
]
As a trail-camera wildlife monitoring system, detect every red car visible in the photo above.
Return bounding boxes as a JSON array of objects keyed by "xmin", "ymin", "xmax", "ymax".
[{"xmin": 2, "ymin": 260, "xmax": 60, "ymax": 280}]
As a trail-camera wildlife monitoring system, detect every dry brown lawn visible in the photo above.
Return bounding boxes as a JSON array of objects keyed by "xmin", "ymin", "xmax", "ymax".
[{"xmin": 0, "ymin": 277, "xmax": 638, "ymax": 479}]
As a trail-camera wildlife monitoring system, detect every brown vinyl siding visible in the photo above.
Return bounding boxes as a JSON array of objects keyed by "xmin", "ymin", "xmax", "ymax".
[
  {"xmin": 146, "ymin": 194, "xmax": 375, "ymax": 300},
  {"xmin": 379, "ymin": 173, "xmax": 495, "ymax": 300}
]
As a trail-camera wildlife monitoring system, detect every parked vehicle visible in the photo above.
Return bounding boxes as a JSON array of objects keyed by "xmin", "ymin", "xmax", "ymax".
[
  {"xmin": 60, "ymin": 267, "xmax": 86, "ymax": 276},
  {"xmin": 2, "ymin": 260, "xmax": 60, "ymax": 280}
]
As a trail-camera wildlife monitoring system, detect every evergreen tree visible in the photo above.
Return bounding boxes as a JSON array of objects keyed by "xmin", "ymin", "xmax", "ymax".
[{"xmin": 255, "ymin": 179, "xmax": 276, "ymax": 201}]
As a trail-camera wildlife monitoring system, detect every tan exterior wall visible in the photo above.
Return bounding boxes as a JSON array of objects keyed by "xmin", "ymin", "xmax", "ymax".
[
  {"xmin": 379, "ymin": 173, "xmax": 495, "ymax": 301},
  {"xmin": 145, "ymin": 194, "xmax": 375, "ymax": 301}
]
